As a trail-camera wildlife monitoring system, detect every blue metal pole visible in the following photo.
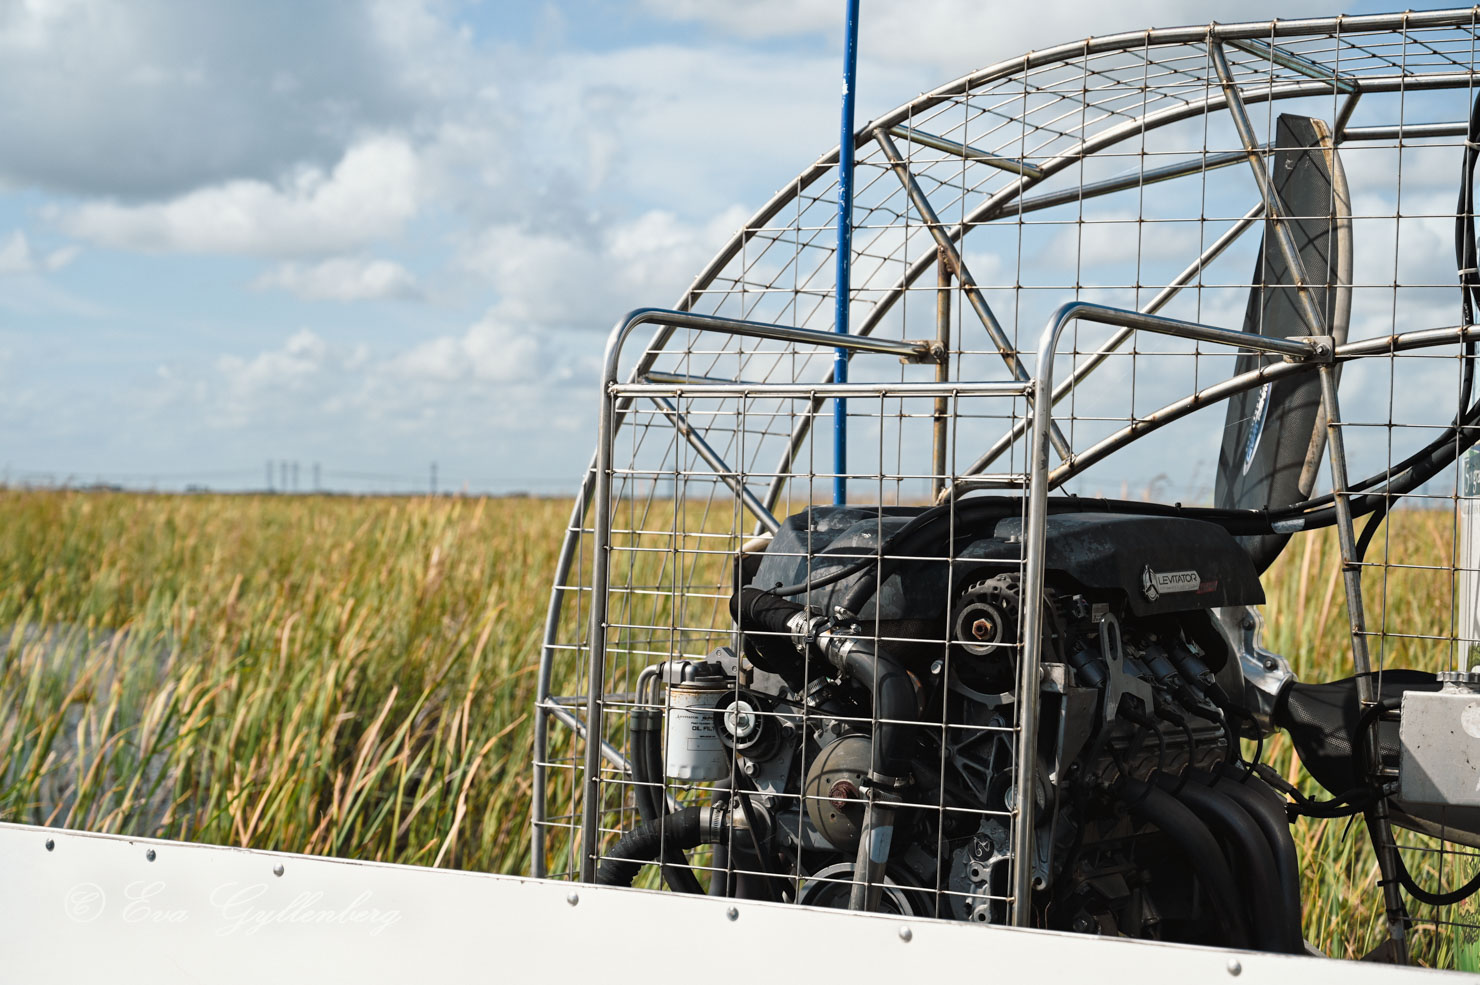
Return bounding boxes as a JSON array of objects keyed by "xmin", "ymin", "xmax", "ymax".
[{"xmin": 832, "ymin": 0, "xmax": 860, "ymax": 505}]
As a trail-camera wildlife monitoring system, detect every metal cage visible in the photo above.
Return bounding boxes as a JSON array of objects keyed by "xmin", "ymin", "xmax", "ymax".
[{"xmin": 534, "ymin": 9, "xmax": 1480, "ymax": 966}]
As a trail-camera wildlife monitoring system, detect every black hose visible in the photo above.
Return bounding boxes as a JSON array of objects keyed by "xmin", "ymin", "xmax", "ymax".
[
  {"xmin": 730, "ymin": 586, "xmax": 809, "ymax": 688},
  {"xmin": 596, "ymin": 806, "xmax": 721, "ymax": 888},
  {"xmin": 1157, "ymin": 773, "xmax": 1286, "ymax": 952},
  {"xmin": 1354, "ymin": 497, "xmax": 1390, "ymax": 563},
  {"xmin": 1120, "ymin": 778, "xmax": 1252, "ymax": 949},
  {"xmin": 827, "ymin": 635, "xmax": 919, "ymax": 779},
  {"xmin": 708, "ymin": 793, "xmax": 732, "ymax": 897},
  {"xmin": 1213, "ymin": 766, "xmax": 1305, "ymax": 954},
  {"xmin": 1393, "ymin": 840, "xmax": 1480, "ymax": 906},
  {"xmin": 629, "ymin": 718, "xmax": 707, "ymax": 895},
  {"xmin": 731, "ymin": 585, "xmax": 918, "ymax": 780}
]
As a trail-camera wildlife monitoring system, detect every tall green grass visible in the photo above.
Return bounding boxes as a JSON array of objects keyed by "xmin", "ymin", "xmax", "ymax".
[
  {"xmin": 0, "ymin": 490, "xmax": 568, "ymax": 872},
  {"xmin": 0, "ymin": 490, "xmax": 1474, "ymax": 966}
]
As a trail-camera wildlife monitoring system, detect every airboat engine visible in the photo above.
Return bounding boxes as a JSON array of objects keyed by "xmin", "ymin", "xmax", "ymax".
[{"xmin": 692, "ymin": 504, "xmax": 1296, "ymax": 948}]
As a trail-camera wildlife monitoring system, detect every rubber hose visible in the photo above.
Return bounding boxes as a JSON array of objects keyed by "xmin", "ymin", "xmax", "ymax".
[
  {"xmin": 827, "ymin": 635, "xmax": 919, "ymax": 779},
  {"xmin": 1214, "ymin": 765, "xmax": 1304, "ymax": 953},
  {"xmin": 1160, "ymin": 773, "xmax": 1286, "ymax": 952},
  {"xmin": 596, "ymin": 806, "xmax": 720, "ymax": 888},
  {"xmin": 1120, "ymin": 778, "xmax": 1251, "ymax": 949},
  {"xmin": 731, "ymin": 586, "xmax": 809, "ymax": 688},
  {"xmin": 709, "ymin": 842, "xmax": 730, "ymax": 897},
  {"xmin": 630, "ymin": 723, "xmax": 706, "ymax": 895},
  {"xmin": 731, "ymin": 586, "xmax": 918, "ymax": 779}
]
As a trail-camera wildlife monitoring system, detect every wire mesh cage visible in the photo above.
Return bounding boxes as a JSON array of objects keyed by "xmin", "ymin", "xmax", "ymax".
[{"xmin": 534, "ymin": 9, "xmax": 1480, "ymax": 967}]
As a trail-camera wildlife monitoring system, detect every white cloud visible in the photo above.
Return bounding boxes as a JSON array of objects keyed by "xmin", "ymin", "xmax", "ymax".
[
  {"xmin": 0, "ymin": 1, "xmax": 424, "ymax": 197},
  {"xmin": 217, "ymin": 328, "xmax": 331, "ymax": 396},
  {"xmin": 0, "ymin": 230, "xmax": 79, "ymax": 274},
  {"xmin": 59, "ymin": 135, "xmax": 420, "ymax": 256},
  {"xmin": 252, "ymin": 256, "xmax": 420, "ymax": 302},
  {"xmin": 395, "ymin": 314, "xmax": 549, "ymax": 384},
  {"xmin": 457, "ymin": 205, "xmax": 748, "ymax": 331}
]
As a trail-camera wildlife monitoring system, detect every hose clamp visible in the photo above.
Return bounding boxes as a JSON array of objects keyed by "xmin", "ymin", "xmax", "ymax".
[
  {"xmin": 788, "ymin": 611, "xmax": 826, "ymax": 655},
  {"xmin": 867, "ymin": 771, "xmax": 911, "ymax": 791}
]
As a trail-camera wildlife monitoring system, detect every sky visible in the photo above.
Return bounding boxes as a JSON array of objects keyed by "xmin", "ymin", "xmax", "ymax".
[{"xmin": 0, "ymin": 0, "xmax": 1427, "ymax": 494}]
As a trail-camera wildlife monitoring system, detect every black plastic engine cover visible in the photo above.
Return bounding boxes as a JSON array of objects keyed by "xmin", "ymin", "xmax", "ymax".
[{"xmin": 749, "ymin": 507, "xmax": 1264, "ymax": 635}]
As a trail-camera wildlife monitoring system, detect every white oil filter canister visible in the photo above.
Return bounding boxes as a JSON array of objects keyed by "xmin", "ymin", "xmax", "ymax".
[{"xmin": 664, "ymin": 678, "xmax": 730, "ymax": 780}]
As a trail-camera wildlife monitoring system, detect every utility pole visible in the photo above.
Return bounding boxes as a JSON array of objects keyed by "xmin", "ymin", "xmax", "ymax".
[
  {"xmin": 280, "ymin": 460, "xmax": 288, "ymax": 492},
  {"xmin": 266, "ymin": 460, "xmax": 274, "ymax": 492},
  {"xmin": 292, "ymin": 461, "xmax": 300, "ymax": 492},
  {"xmin": 313, "ymin": 462, "xmax": 321, "ymax": 493},
  {"xmin": 430, "ymin": 461, "xmax": 438, "ymax": 496}
]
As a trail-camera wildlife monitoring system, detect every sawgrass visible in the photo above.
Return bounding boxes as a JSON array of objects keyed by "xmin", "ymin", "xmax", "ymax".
[
  {"xmin": 0, "ymin": 489, "xmax": 1476, "ymax": 967},
  {"xmin": 0, "ymin": 490, "xmax": 568, "ymax": 873}
]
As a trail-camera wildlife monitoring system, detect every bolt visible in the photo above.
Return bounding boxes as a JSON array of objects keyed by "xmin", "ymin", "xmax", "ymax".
[
  {"xmin": 566, "ymin": 891, "xmax": 580, "ymax": 907},
  {"xmin": 272, "ymin": 863, "xmax": 285, "ymax": 877},
  {"xmin": 898, "ymin": 926, "xmax": 913, "ymax": 942},
  {"xmin": 743, "ymin": 761, "xmax": 759, "ymax": 777},
  {"xmin": 146, "ymin": 849, "xmax": 156, "ymax": 862},
  {"xmin": 1226, "ymin": 958, "xmax": 1242, "ymax": 977},
  {"xmin": 780, "ymin": 723, "xmax": 796, "ymax": 738},
  {"xmin": 1263, "ymin": 658, "xmax": 1278, "ymax": 671},
  {"xmin": 726, "ymin": 906, "xmax": 739, "ymax": 921},
  {"xmin": 930, "ymin": 660, "xmax": 944, "ymax": 677},
  {"xmin": 44, "ymin": 838, "xmax": 54, "ymax": 852},
  {"xmin": 971, "ymin": 617, "xmax": 994, "ymax": 640},
  {"xmin": 829, "ymin": 780, "xmax": 860, "ymax": 809}
]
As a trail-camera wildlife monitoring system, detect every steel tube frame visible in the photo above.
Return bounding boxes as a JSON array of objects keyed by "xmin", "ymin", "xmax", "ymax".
[
  {"xmin": 1340, "ymin": 121, "xmax": 1470, "ymax": 141},
  {"xmin": 954, "ymin": 201, "xmax": 1266, "ymax": 489},
  {"xmin": 644, "ymin": 370, "xmax": 765, "ymax": 387},
  {"xmin": 540, "ymin": 8, "xmax": 1480, "ymax": 888},
  {"xmin": 647, "ymin": 395, "xmax": 782, "ymax": 534},
  {"xmin": 1214, "ymin": 44, "xmax": 1404, "ymax": 956},
  {"xmin": 579, "ymin": 308, "xmax": 933, "ymax": 882},
  {"xmin": 1226, "ymin": 37, "xmax": 1357, "ymax": 94},
  {"xmin": 1010, "ymin": 148, "xmax": 1257, "ymax": 217},
  {"xmin": 533, "ymin": 481, "xmax": 592, "ymax": 878},
  {"xmin": 539, "ymin": 318, "xmax": 1480, "ymax": 877},
  {"xmin": 1010, "ymin": 300, "xmax": 1321, "ymax": 925},
  {"xmin": 1332, "ymin": 90, "xmax": 1363, "ymax": 142},
  {"xmin": 750, "ymin": 71, "xmax": 1471, "ymax": 515},
  {"xmin": 887, "ymin": 124, "xmax": 1045, "ymax": 178},
  {"xmin": 1209, "ymin": 42, "xmax": 1330, "ymax": 338},
  {"xmin": 987, "ymin": 322, "xmax": 1480, "ymax": 491},
  {"xmin": 615, "ymin": 380, "xmax": 1028, "ymax": 399},
  {"xmin": 934, "ymin": 250, "xmax": 953, "ymax": 501},
  {"xmin": 873, "ymin": 125, "xmax": 1073, "ymax": 460}
]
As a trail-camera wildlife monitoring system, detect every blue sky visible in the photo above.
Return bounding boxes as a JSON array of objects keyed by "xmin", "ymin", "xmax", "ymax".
[{"xmin": 0, "ymin": 0, "xmax": 1415, "ymax": 494}]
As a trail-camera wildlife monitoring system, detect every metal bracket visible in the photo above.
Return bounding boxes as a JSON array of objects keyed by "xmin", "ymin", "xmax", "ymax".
[
  {"xmin": 900, "ymin": 340, "xmax": 948, "ymax": 365},
  {"xmin": 1293, "ymin": 335, "xmax": 1336, "ymax": 364}
]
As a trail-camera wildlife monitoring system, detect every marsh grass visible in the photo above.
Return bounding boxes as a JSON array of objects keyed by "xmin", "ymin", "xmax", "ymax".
[
  {"xmin": 0, "ymin": 490, "xmax": 1476, "ymax": 967},
  {"xmin": 0, "ymin": 491, "xmax": 568, "ymax": 873}
]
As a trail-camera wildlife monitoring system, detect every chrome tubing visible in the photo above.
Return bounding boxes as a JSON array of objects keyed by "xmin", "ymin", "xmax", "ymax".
[
  {"xmin": 1009, "ymin": 300, "xmax": 1322, "ymax": 925},
  {"xmin": 578, "ymin": 307, "xmax": 934, "ymax": 883}
]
